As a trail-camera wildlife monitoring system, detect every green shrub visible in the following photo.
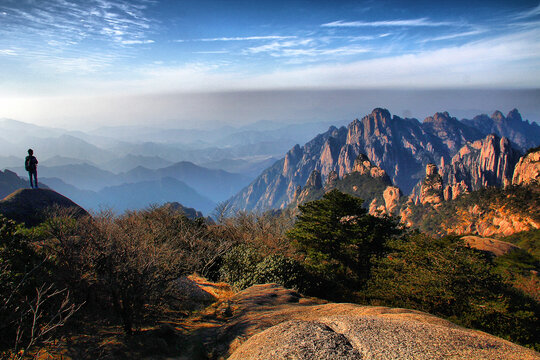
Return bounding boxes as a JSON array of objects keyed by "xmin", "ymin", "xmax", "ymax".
[
  {"xmin": 219, "ymin": 245, "xmax": 310, "ymax": 292},
  {"xmin": 251, "ymin": 254, "xmax": 310, "ymax": 292},
  {"xmin": 366, "ymin": 233, "xmax": 540, "ymax": 349}
]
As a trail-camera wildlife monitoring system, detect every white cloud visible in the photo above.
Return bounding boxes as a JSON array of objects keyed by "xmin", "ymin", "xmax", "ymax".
[
  {"xmin": 2, "ymin": 0, "xmax": 156, "ymax": 48},
  {"xmin": 113, "ymin": 28, "xmax": 540, "ymax": 92},
  {"xmin": 121, "ymin": 39, "xmax": 154, "ymax": 44},
  {"xmin": 0, "ymin": 49, "xmax": 17, "ymax": 56},
  {"xmin": 199, "ymin": 35, "xmax": 297, "ymax": 42},
  {"xmin": 321, "ymin": 18, "xmax": 457, "ymax": 27},
  {"xmin": 420, "ymin": 30, "xmax": 485, "ymax": 43},
  {"xmin": 244, "ymin": 39, "xmax": 314, "ymax": 54},
  {"xmin": 194, "ymin": 50, "xmax": 229, "ymax": 54}
]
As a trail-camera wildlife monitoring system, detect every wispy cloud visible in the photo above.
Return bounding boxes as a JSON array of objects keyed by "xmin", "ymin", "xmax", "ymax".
[
  {"xmin": 0, "ymin": 0, "xmax": 156, "ymax": 49},
  {"xmin": 420, "ymin": 30, "xmax": 485, "ymax": 43},
  {"xmin": 101, "ymin": 28, "xmax": 539, "ymax": 94},
  {"xmin": 0, "ymin": 0, "xmax": 158, "ymax": 75},
  {"xmin": 36, "ymin": 53, "xmax": 118, "ymax": 74},
  {"xmin": 513, "ymin": 3, "xmax": 540, "ymax": 19},
  {"xmin": 199, "ymin": 35, "xmax": 296, "ymax": 42},
  {"xmin": 0, "ymin": 49, "xmax": 18, "ymax": 56},
  {"xmin": 243, "ymin": 38, "xmax": 371, "ymax": 59},
  {"xmin": 174, "ymin": 35, "xmax": 297, "ymax": 42},
  {"xmin": 194, "ymin": 50, "xmax": 229, "ymax": 54},
  {"xmin": 321, "ymin": 18, "xmax": 457, "ymax": 27},
  {"xmin": 245, "ymin": 39, "xmax": 314, "ymax": 55},
  {"xmin": 121, "ymin": 39, "xmax": 154, "ymax": 45}
]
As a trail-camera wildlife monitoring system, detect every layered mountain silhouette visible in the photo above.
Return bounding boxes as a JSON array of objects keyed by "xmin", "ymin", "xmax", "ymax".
[
  {"xmin": 228, "ymin": 108, "xmax": 540, "ymax": 212},
  {"xmin": 40, "ymin": 176, "xmax": 215, "ymax": 214},
  {"xmin": 7, "ymin": 160, "xmax": 248, "ymax": 214},
  {"xmin": 0, "ymin": 169, "xmax": 31, "ymax": 198}
]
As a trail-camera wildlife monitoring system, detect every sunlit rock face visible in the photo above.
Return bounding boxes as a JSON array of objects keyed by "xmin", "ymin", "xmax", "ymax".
[
  {"xmin": 440, "ymin": 134, "xmax": 521, "ymax": 199},
  {"xmin": 513, "ymin": 148, "xmax": 540, "ymax": 186},
  {"xmin": 229, "ymin": 108, "xmax": 538, "ymax": 212}
]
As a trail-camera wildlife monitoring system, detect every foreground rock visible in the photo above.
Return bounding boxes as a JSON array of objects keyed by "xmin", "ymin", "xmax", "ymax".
[
  {"xmin": 221, "ymin": 284, "xmax": 539, "ymax": 360},
  {"xmin": 0, "ymin": 188, "xmax": 88, "ymax": 226}
]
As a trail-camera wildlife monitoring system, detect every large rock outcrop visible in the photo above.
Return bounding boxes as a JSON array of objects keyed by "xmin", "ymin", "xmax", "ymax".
[
  {"xmin": 420, "ymin": 164, "xmax": 444, "ymax": 205},
  {"xmin": 0, "ymin": 188, "xmax": 88, "ymax": 226},
  {"xmin": 513, "ymin": 148, "xmax": 540, "ymax": 186},
  {"xmin": 223, "ymin": 284, "xmax": 538, "ymax": 360},
  {"xmin": 403, "ymin": 185, "xmax": 540, "ymax": 238},
  {"xmin": 441, "ymin": 134, "xmax": 521, "ymax": 200},
  {"xmin": 290, "ymin": 154, "xmax": 398, "ymax": 214},
  {"xmin": 292, "ymin": 170, "xmax": 323, "ymax": 205}
]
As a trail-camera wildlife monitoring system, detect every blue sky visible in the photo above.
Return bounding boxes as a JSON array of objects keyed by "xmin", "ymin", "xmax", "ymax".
[{"xmin": 0, "ymin": 0, "xmax": 539, "ymax": 128}]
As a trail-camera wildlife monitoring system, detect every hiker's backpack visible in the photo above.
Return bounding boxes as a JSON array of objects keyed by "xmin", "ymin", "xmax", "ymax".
[{"xmin": 25, "ymin": 156, "xmax": 33, "ymax": 171}]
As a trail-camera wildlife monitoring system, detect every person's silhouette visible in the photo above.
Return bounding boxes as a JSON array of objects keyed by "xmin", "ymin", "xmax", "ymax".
[{"xmin": 25, "ymin": 148, "xmax": 38, "ymax": 189}]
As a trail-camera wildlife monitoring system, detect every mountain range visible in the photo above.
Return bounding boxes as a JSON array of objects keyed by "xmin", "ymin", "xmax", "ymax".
[
  {"xmin": 228, "ymin": 108, "xmax": 540, "ymax": 212},
  {"xmin": 0, "ymin": 117, "xmax": 344, "ymax": 214},
  {"xmin": 2, "ymin": 109, "xmax": 539, "ymax": 216}
]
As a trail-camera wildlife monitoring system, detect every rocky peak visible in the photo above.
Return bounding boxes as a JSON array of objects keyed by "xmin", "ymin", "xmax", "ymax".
[
  {"xmin": 424, "ymin": 111, "xmax": 451, "ymax": 124},
  {"xmin": 371, "ymin": 107, "xmax": 392, "ymax": 121},
  {"xmin": 491, "ymin": 110, "xmax": 505, "ymax": 122},
  {"xmin": 305, "ymin": 170, "xmax": 322, "ymax": 190},
  {"xmin": 512, "ymin": 148, "xmax": 540, "ymax": 186},
  {"xmin": 228, "ymin": 108, "xmax": 538, "ymax": 213},
  {"xmin": 283, "ymin": 144, "xmax": 303, "ymax": 176},
  {"xmin": 420, "ymin": 164, "xmax": 444, "ymax": 205},
  {"xmin": 425, "ymin": 163, "xmax": 439, "ymax": 177},
  {"xmin": 506, "ymin": 108, "xmax": 522, "ymax": 122},
  {"xmin": 0, "ymin": 188, "xmax": 88, "ymax": 226},
  {"xmin": 352, "ymin": 154, "xmax": 389, "ymax": 181},
  {"xmin": 325, "ymin": 170, "xmax": 339, "ymax": 190},
  {"xmin": 370, "ymin": 185, "xmax": 403, "ymax": 216},
  {"xmin": 440, "ymin": 134, "xmax": 521, "ymax": 200}
]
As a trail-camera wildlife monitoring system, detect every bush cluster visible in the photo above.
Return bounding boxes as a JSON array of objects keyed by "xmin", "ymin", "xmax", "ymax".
[{"xmin": 1, "ymin": 188, "xmax": 538, "ymax": 355}]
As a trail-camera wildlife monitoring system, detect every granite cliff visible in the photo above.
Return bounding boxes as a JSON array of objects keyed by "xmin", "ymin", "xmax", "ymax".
[
  {"xmin": 288, "ymin": 154, "xmax": 399, "ymax": 215},
  {"xmin": 513, "ymin": 147, "xmax": 540, "ymax": 186},
  {"xmin": 229, "ymin": 108, "xmax": 537, "ymax": 212},
  {"xmin": 440, "ymin": 134, "xmax": 521, "ymax": 200}
]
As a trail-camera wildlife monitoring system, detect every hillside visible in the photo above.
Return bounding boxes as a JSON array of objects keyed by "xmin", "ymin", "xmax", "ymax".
[
  {"xmin": 0, "ymin": 188, "xmax": 87, "ymax": 226},
  {"xmin": 403, "ymin": 185, "xmax": 540, "ymax": 238}
]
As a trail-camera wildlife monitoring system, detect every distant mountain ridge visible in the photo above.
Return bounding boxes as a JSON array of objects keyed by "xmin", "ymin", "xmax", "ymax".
[
  {"xmin": 9, "ymin": 160, "xmax": 249, "ymax": 206},
  {"xmin": 228, "ymin": 108, "xmax": 540, "ymax": 212}
]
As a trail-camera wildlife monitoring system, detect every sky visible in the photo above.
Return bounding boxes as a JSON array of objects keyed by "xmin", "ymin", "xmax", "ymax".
[{"xmin": 0, "ymin": 0, "xmax": 539, "ymax": 129}]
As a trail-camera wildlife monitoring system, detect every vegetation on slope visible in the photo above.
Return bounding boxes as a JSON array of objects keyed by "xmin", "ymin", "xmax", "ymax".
[
  {"xmin": 406, "ymin": 185, "xmax": 540, "ymax": 237},
  {"xmin": 1, "ymin": 188, "xmax": 539, "ymax": 358}
]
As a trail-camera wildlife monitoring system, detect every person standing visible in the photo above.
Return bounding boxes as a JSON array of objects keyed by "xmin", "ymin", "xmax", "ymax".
[{"xmin": 25, "ymin": 149, "xmax": 38, "ymax": 189}]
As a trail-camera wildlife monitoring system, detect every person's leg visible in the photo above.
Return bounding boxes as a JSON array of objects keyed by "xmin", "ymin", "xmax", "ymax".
[
  {"xmin": 34, "ymin": 172, "xmax": 38, "ymax": 188},
  {"xmin": 29, "ymin": 172, "xmax": 34, "ymax": 188}
]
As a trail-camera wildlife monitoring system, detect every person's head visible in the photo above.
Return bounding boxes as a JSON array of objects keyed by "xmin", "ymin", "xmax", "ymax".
[{"xmin": 28, "ymin": 149, "xmax": 33, "ymax": 155}]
